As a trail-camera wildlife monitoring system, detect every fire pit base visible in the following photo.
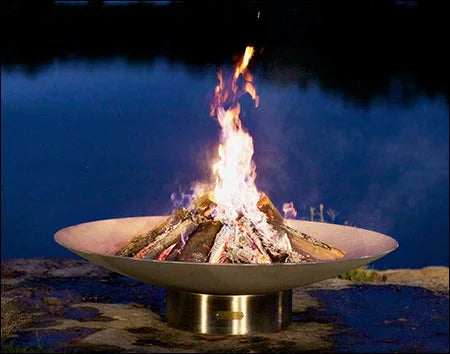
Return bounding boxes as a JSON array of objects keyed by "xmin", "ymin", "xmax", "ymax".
[{"xmin": 166, "ymin": 289, "xmax": 292, "ymax": 335}]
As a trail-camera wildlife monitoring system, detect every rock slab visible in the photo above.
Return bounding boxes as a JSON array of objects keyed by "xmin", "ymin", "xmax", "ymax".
[{"xmin": 1, "ymin": 259, "xmax": 448, "ymax": 353}]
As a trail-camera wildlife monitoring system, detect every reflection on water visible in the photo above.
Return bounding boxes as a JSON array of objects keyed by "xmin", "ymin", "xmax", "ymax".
[
  {"xmin": 3, "ymin": 1, "xmax": 449, "ymax": 106},
  {"xmin": 1, "ymin": 1, "xmax": 448, "ymax": 268},
  {"xmin": 2, "ymin": 58, "xmax": 447, "ymax": 268}
]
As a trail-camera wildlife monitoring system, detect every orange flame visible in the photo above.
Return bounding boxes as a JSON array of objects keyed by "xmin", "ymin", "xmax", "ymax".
[
  {"xmin": 209, "ymin": 46, "xmax": 265, "ymax": 223},
  {"xmin": 210, "ymin": 47, "xmax": 259, "ymax": 117}
]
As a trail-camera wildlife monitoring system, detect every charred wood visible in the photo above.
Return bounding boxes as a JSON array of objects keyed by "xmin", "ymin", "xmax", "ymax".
[
  {"xmin": 140, "ymin": 217, "xmax": 199, "ymax": 259},
  {"xmin": 115, "ymin": 208, "xmax": 187, "ymax": 257},
  {"xmin": 189, "ymin": 192, "xmax": 216, "ymax": 218},
  {"xmin": 176, "ymin": 220, "xmax": 223, "ymax": 262},
  {"xmin": 257, "ymin": 193, "xmax": 345, "ymax": 261}
]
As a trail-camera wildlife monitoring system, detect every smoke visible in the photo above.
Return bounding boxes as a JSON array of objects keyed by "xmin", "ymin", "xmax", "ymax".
[
  {"xmin": 170, "ymin": 189, "xmax": 194, "ymax": 211},
  {"xmin": 282, "ymin": 202, "xmax": 297, "ymax": 219}
]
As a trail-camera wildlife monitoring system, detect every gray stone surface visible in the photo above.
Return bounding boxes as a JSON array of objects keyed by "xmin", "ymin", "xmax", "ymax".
[{"xmin": 1, "ymin": 259, "xmax": 448, "ymax": 353}]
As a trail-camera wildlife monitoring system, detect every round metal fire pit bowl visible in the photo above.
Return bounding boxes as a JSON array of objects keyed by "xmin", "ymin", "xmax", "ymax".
[{"xmin": 54, "ymin": 216, "xmax": 398, "ymax": 334}]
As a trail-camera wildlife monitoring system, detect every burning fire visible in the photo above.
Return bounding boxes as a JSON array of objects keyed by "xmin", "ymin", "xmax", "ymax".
[
  {"xmin": 116, "ymin": 46, "xmax": 346, "ymax": 264},
  {"xmin": 203, "ymin": 46, "xmax": 294, "ymax": 261},
  {"xmin": 120, "ymin": 44, "xmax": 343, "ymax": 266},
  {"xmin": 209, "ymin": 47, "xmax": 265, "ymax": 224}
]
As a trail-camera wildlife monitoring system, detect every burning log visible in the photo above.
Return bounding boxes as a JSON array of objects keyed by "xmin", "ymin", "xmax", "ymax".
[
  {"xmin": 190, "ymin": 191, "xmax": 217, "ymax": 218},
  {"xmin": 138, "ymin": 217, "xmax": 199, "ymax": 259},
  {"xmin": 242, "ymin": 217, "xmax": 290, "ymax": 263},
  {"xmin": 208, "ymin": 224, "xmax": 234, "ymax": 263},
  {"xmin": 226, "ymin": 220, "xmax": 272, "ymax": 264},
  {"xmin": 116, "ymin": 208, "xmax": 188, "ymax": 257},
  {"xmin": 115, "ymin": 192, "xmax": 344, "ymax": 263},
  {"xmin": 176, "ymin": 220, "xmax": 223, "ymax": 262},
  {"xmin": 257, "ymin": 193, "xmax": 284, "ymax": 228},
  {"xmin": 257, "ymin": 193, "xmax": 345, "ymax": 261},
  {"xmin": 284, "ymin": 226, "xmax": 345, "ymax": 261},
  {"xmin": 115, "ymin": 193, "xmax": 215, "ymax": 259},
  {"xmin": 163, "ymin": 239, "xmax": 186, "ymax": 261}
]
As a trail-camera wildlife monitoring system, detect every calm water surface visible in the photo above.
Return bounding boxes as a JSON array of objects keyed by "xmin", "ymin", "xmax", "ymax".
[{"xmin": 2, "ymin": 58, "xmax": 448, "ymax": 268}]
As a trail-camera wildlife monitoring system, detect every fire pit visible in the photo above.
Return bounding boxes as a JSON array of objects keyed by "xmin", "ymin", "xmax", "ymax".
[
  {"xmin": 54, "ymin": 216, "xmax": 398, "ymax": 334},
  {"xmin": 54, "ymin": 47, "xmax": 398, "ymax": 334}
]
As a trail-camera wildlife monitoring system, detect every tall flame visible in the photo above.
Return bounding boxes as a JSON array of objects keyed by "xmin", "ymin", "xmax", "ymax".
[{"xmin": 209, "ymin": 46, "xmax": 264, "ymax": 223}]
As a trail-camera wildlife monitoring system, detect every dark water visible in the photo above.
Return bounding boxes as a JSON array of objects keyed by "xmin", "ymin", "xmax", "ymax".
[{"xmin": 1, "ymin": 1, "xmax": 448, "ymax": 268}]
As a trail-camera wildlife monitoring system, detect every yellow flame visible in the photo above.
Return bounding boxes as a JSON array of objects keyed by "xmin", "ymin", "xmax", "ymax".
[
  {"xmin": 209, "ymin": 46, "xmax": 264, "ymax": 223},
  {"xmin": 235, "ymin": 46, "xmax": 254, "ymax": 79}
]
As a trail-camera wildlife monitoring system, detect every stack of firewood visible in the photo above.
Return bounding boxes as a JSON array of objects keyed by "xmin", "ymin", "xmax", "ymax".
[{"xmin": 116, "ymin": 193, "xmax": 345, "ymax": 263}]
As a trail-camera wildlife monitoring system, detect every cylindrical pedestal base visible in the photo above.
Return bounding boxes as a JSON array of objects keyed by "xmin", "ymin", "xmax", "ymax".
[{"xmin": 166, "ymin": 289, "xmax": 292, "ymax": 335}]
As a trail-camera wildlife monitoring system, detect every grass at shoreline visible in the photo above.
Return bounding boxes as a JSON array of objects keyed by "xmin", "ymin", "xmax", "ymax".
[
  {"xmin": 338, "ymin": 268, "xmax": 385, "ymax": 282},
  {"xmin": 1, "ymin": 297, "xmax": 31, "ymax": 338},
  {"xmin": 1, "ymin": 297, "xmax": 39, "ymax": 353}
]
